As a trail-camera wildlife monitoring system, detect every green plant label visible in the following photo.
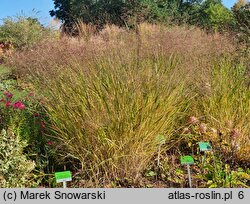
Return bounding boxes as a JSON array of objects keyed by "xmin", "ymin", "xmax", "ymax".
[
  {"xmin": 199, "ymin": 142, "xmax": 212, "ymax": 151},
  {"xmin": 55, "ymin": 171, "xmax": 72, "ymax": 183},
  {"xmin": 181, "ymin": 156, "xmax": 194, "ymax": 165}
]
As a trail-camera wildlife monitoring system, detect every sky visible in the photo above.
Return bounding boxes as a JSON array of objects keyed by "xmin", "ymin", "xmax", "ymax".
[
  {"xmin": 0, "ymin": 0, "xmax": 240, "ymax": 26},
  {"xmin": 0, "ymin": 0, "xmax": 54, "ymax": 25}
]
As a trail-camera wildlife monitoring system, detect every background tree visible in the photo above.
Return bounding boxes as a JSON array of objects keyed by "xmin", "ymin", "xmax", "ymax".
[
  {"xmin": 232, "ymin": 0, "xmax": 250, "ymax": 48},
  {"xmin": 50, "ymin": 0, "xmax": 237, "ymax": 33},
  {"xmin": 50, "ymin": 0, "xmax": 133, "ymax": 32},
  {"xmin": 186, "ymin": 0, "xmax": 234, "ymax": 31},
  {"xmin": 203, "ymin": 1, "xmax": 234, "ymax": 31}
]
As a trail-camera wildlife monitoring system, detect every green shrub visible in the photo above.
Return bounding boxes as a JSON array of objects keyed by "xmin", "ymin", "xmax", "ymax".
[
  {"xmin": 0, "ymin": 129, "xmax": 35, "ymax": 187},
  {"xmin": 0, "ymin": 16, "xmax": 54, "ymax": 50}
]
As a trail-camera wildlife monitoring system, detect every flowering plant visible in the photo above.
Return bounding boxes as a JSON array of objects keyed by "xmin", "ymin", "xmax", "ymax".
[
  {"xmin": 0, "ymin": 91, "xmax": 52, "ymax": 146},
  {"xmin": 0, "ymin": 90, "xmax": 56, "ymax": 178},
  {"xmin": 0, "ymin": 91, "xmax": 26, "ymax": 129}
]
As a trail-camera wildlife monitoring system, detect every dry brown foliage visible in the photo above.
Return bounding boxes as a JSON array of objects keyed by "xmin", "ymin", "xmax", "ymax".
[{"xmin": 9, "ymin": 23, "xmax": 235, "ymax": 81}]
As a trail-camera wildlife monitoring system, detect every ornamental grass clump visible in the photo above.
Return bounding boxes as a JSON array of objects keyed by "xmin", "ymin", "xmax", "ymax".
[
  {"xmin": 42, "ymin": 57, "xmax": 190, "ymax": 185},
  {"xmin": 193, "ymin": 59, "xmax": 250, "ymax": 162}
]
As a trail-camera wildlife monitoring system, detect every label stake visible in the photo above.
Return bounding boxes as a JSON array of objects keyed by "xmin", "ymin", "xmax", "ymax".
[
  {"xmin": 187, "ymin": 164, "xmax": 192, "ymax": 188},
  {"xmin": 181, "ymin": 155, "xmax": 194, "ymax": 188},
  {"xmin": 55, "ymin": 171, "xmax": 72, "ymax": 188},
  {"xmin": 198, "ymin": 142, "xmax": 212, "ymax": 164}
]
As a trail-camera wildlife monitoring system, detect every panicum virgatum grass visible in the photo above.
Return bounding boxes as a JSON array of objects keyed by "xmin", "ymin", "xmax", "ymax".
[
  {"xmin": 192, "ymin": 59, "xmax": 250, "ymax": 161},
  {"xmin": 40, "ymin": 56, "xmax": 191, "ymax": 184},
  {"xmin": 9, "ymin": 23, "xmax": 249, "ymax": 186}
]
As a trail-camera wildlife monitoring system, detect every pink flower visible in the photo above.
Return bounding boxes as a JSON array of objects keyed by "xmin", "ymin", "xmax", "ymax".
[
  {"xmin": 28, "ymin": 92, "xmax": 34, "ymax": 97},
  {"xmin": 47, "ymin": 141, "xmax": 53, "ymax": 145},
  {"xmin": 199, "ymin": 123, "xmax": 207, "ymax": 134},
  {"xmin": 188, "ymin": 116, "xmax": 199, "ymax": 124},
  {"xmin": 4, "ymin": 92, "xmax": 13, "ymax": 99},
  {"xmin": 230, "ymin": 129, "xmax": 240, "ymax": 139},
  {"xmin": 12, "ymin": 101, "xmax": 25, "ymax": 110}
]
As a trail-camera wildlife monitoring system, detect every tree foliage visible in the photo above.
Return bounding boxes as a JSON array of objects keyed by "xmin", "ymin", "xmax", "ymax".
[
  {"xmin": 203, "ymin": 1, "xmax": 234, "ymax": 31},
  {"xmin": 50, "ymin": 0, "xmax": 248, "ymax": 34},
  {"xmin": 233, "ymin": 1, "xmax": 250, "ymax": 48},
  {"xmin": 50, "ymin": 0, "xmax": 131, "ymax": 31}
]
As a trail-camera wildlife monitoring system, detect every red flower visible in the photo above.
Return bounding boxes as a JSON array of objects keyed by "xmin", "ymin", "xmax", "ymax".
[
  {"xmin": 5, "ymin": 101, "xmax": 11, "ymax": 107},
  {"xmin": 41, "ymin": 121, "xmax": 46, "ymax": 128},
  {"xmin": 12, "ymin": 101, "xmax": 25, "ymax": 110},
  {"xmin": 4, "ymin": 92, "xmax": 13, "ymax": 99},
  {"xmin": 34, "ymin": 113, "xmax": 40, "ymax": 117}
]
